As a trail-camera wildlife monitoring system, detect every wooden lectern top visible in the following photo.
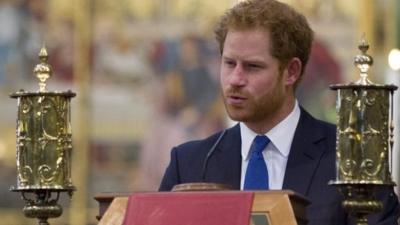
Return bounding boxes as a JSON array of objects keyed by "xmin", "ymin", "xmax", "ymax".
[{"xmin": 95, "ymin": 190, "xmax": 309, "ymax": 225}]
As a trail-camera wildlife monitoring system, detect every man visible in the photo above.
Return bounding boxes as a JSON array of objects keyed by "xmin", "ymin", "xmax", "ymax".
[{"xmin": 159, "ymin": 0, "xmax": 400, "ymax": 224}]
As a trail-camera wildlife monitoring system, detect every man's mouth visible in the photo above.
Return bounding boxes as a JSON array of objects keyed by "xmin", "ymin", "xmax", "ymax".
[{"xmin": 226, "ymin": 94, "xmax": 247, "ymax": 105}]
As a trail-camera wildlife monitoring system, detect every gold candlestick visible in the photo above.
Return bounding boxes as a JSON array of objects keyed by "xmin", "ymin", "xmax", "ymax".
[
  {"xmin": 10, "ymin": 46, "xmax": 76, "ymax": 225},
  {"xmin": 329, "ymin": 38, "xmax": 397, "ymax": 225}
]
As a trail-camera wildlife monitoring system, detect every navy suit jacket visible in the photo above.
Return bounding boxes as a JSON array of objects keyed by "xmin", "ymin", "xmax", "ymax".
[{"xmin": 159, "ymin": 108, "xmax": 400, "ymax": 225}]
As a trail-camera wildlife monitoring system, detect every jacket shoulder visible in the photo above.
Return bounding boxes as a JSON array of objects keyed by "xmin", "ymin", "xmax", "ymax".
[{"xmin": 173, "ymin": 126, "xmax": 238, "ymax": 158}]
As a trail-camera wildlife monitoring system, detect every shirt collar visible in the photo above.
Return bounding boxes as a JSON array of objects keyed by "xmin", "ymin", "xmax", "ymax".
[{"xmin": 240, "ymin": 101, "xmax": 301, "ymax": 160}]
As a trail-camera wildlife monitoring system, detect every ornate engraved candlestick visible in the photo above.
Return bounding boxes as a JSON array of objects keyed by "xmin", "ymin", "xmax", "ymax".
[
  {"xmin": 9, "ymin": 46, "xmax": 76, "ymax": 225},
  {"xmin": 329, "ymin": 39, "xmax": 397, "ymax": 225}
]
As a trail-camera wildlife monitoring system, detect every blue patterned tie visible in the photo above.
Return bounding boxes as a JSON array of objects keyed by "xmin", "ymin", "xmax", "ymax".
[{"xmin": 244, "ymin": 135, "xmax": 270, "ymax": 190}]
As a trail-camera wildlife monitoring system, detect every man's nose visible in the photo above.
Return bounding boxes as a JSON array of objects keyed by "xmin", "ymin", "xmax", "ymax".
[{"xmin": 229, "ymin": 66, "xmax": 247, "ymax": 86}]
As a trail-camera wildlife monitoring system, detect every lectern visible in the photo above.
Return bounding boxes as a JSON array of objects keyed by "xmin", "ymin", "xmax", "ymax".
[{"xmin": 95, "ymin": 190, "xmax": 309, "ymax": 225}]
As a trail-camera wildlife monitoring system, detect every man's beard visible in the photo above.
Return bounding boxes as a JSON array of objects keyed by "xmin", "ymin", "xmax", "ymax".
[{"xmin": 222, "ymin": 83, "xmax": 286, "ymax": 124}]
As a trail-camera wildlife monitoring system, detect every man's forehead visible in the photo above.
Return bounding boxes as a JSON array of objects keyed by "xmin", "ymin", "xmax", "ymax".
[{"xmin": 223, "ymin": 30, "xmax": 272, "ymax": 55}]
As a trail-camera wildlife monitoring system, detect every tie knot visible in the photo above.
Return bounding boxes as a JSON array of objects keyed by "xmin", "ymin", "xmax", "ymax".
[{"xmin": 251, "ymin": 135, "xmax": 270, "ymax": 154}]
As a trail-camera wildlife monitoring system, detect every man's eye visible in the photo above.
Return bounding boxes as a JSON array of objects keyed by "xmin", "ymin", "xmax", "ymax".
[
  {"xmin": 245, "ymin": 64, "xmax": 262, "ymax": 70},
  {"xmin": 249, "ymin": 64, "xmax": 261, "ymax": 68},
  {"xmin": 224, "ymin": 60, "xmax": 236, "ymax": 67}
]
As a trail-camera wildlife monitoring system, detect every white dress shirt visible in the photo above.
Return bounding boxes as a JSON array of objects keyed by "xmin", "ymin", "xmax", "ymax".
[{"xmin": 240, "ymin": 102, "xmax": 301, "ymax": 190}]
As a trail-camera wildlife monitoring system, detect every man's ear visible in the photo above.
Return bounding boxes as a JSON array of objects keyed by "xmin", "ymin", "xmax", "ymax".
[{"xmin": 284, "ymin": 57, "xmax": 302, "ymax": 85}]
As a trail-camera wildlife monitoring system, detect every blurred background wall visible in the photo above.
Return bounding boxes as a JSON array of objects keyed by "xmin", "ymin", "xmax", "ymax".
[{"xmin": 0, "ymin": 0, "xmax": 399, "ymax": 224}]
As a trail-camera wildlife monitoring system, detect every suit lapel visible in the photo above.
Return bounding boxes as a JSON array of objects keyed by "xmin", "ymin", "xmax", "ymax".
[
  {"xmin": 282, "ymin": 108, "xmax": 329, "ymax": 196},
  {"xmin": 205, "ymin": 110, "xmax": 330, "ymax": 193},
  {"xmin": 206, "ymin": 124, "xmax": 242, "ymax": 189}
]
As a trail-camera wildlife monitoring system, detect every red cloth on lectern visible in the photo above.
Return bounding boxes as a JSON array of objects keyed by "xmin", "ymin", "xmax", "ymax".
[{"xmin": 123, "ymin": 191, "xmax": 254, "ymax": 225}]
